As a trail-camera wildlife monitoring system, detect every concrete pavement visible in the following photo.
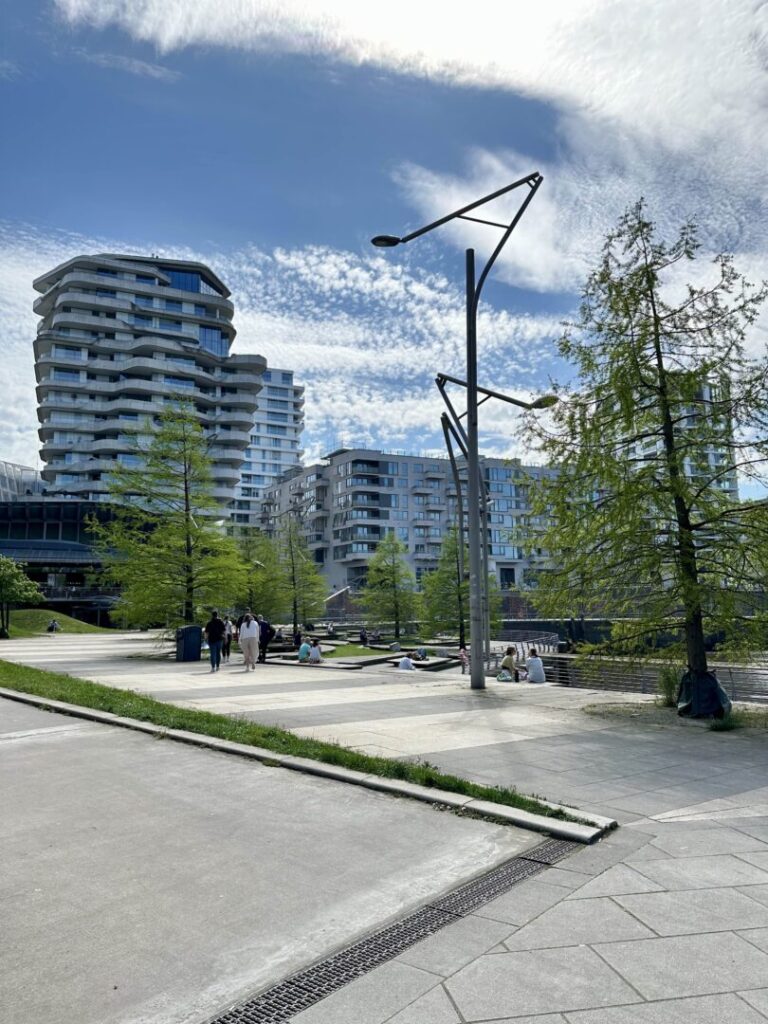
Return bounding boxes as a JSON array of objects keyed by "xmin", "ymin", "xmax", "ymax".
[
  {"xmin": 4, "ymin": 632, "xmax": 768, "ymax": 1022},
  {"xmin": 1, "ymin": 696, "xmax": 536, "ymax": 1024}
]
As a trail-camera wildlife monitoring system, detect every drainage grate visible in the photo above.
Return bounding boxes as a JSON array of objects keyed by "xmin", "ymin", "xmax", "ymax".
[
  {"xmin": 519, "ymin": 837, "xmax": 579, "ymax": 865},
  {"xmin": 208, "ymin": 839, "xmax": 579, "ymax": 1023},
  {"xmin": 428, "ymin": 855, "xmax": 544, "ymax": 916}
]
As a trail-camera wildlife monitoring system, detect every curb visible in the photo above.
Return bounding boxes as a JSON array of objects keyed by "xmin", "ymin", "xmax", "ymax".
[{"xmin": 0, "ymin": 686, "xmax": 615, "ymax": 843}]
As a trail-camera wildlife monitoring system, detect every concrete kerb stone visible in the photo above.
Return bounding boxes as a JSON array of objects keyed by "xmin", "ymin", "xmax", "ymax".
[{"xmin": 0, "ymin": 685, "xmax": 610, "ymax": 844}]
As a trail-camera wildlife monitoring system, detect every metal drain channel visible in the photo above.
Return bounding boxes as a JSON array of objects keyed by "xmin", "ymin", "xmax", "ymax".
[{"xmin": 208, "ymin": 838, "xmax": 579, "ymax": 1024}]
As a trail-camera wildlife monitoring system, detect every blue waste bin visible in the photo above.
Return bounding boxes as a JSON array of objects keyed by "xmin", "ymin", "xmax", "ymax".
[{"xmin": 176, "ymin": 624, "xmax": 202, "ymax": 662}]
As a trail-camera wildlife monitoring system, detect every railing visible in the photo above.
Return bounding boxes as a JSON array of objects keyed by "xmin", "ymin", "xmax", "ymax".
[
  {"xmin": 542, "ymin": 653, "xmax": 768, "ymax": 706},
  {"xmin": 40, "ymin": 586, "xmax": 120, "ymax": 602}
]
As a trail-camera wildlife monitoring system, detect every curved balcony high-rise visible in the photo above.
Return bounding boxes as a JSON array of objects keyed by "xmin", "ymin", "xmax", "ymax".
[{"xmin": 33, "ymin": 254, "xmax": 265, "ymax": 506}]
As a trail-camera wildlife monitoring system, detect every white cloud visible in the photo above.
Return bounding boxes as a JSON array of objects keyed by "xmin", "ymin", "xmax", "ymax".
[
  {"xmin": 53, "ymin": 1, "xmax": 768, "ymax": 155},
  {"xmin": 52, "ymin": 0, "xmax": 768, "ymax": 298},
  {"xmin": 77, "ymin": 50, "xmax": 181, "ymax": 81},
  {"xmin": 0, "ymin": 224, "xmax": 560, "ymax": 470},
  {"xmin": 0, "ymin": 59, "xmax": 21, "ymax": 80}
]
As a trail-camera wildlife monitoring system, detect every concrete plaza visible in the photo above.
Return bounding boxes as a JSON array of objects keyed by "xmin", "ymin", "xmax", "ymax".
[{"xmin": 3, "ymin": 632, "xmax": 768, "ymax": 1022}]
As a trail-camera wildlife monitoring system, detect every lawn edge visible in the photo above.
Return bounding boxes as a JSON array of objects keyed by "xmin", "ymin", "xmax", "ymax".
[{"xmin": 0, "ymin": 683, "xmax": 612, "ymax": 843}]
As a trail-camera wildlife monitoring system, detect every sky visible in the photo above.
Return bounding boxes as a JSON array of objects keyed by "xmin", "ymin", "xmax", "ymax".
[{"xmin": 1, "ymin": 0, "xmax": 767, "ymax": 472}]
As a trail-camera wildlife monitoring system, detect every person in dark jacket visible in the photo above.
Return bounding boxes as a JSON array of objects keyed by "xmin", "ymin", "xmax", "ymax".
[
  {"xmin": 204, "ymin": 610, "xmax": 226, "ymax": 672},
  {"xmin": 257, "ymin": 614, "xmax": 275, "ymax": 663}
]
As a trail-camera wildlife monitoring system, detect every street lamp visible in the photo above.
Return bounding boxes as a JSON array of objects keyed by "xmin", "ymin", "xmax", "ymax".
[
  {"xmin": 437, "ymin": 374, "xmax": 558, "ymax": 672},
  {"xmin": 372, "ymin": 173, "xmax": 544, "ymax": 689}
]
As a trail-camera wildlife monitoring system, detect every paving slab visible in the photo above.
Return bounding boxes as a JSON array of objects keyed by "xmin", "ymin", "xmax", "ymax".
[
  {"xmin": 502, "ymin": 896, "xmax": 655, "ymax": 950},
  {"xmin": 384, "ymin": 984, "xmax": 461, "ymax": 1023},
  {"xmin": 593, "ymin": 932, "xmax": 768, "ymax": 1000},
  {"xmin": 445, "ymin": 945, "xmax": 641, "ymax": 1019},
  {"xmin": 289, "ymin": 962, "xmax": 438, "ymax": 1024},
  {"xmin": 627, "ymin": 854, "xmax": 768, "ymax": 890},
  {"xmin": 616, "ymin": 887, "xmax": 768, "ymax": 935},
  {"xmin": 566, "ymin": 993, "xmax": 768, "ymax": 1022}
]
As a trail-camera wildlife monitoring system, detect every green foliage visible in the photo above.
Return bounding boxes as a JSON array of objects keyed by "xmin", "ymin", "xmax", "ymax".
[
  {"xmin": 233, "ymin": 527, "xmax": 289, "ymax": 620},
  {"xmin": 524, "ymin": 201, "xmax": 768, "ymax": 672},
  {"xmin": 657, "ymin": 662, "xmax": 683, "ymax": 708},
  {"xmin": 360, "ymin": 532, "xmax": 420, "ymax": 639},
  {"xmin": 91, "ymin": 404, "xmax": 249, "ymax": 626},
  {"xmin": 277, "ymin": 517, "xmax": 327, "ymax": 629},
  {"xmin": 0, "ymin": 659, "xmax": 578, "ymax": 821},
  {"xmin": 421, "ymin": 526, "xmax": 468, "ymax": 639},
  {"xmin": 0, "ymin": 556, "xmax": 43, "ymax": 637}
]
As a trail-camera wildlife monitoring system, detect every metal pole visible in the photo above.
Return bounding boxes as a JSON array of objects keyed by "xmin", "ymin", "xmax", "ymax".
[
  {"xmin": 480, "ymin": 468, "xmax": 491, "ymax": 666},
  {"xmin": 465, "ymin": 249, "xmax": 485, "ymax": 689}
]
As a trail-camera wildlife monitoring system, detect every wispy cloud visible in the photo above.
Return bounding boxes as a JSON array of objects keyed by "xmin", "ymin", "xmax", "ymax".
[
  {"xmin": 52, "ymin": 1, "xmax": 768, "ymax": 297},
  {"xmin": 0, "ymin": 224, "xmax": 561, "ymax": 469},
  {"xmin": 76, "ymin": 50, "xmax": 181, "ymax": 81},
  {"xmin": 0, "ymin": 59, "xmax": 21, "ymax": 80}
]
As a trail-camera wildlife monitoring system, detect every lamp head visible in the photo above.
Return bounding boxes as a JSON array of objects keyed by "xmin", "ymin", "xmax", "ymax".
[
  {"xmin": 530, "ymin": 394, "xmax": 559, "ymax": 410},
  {"xmin": 371, "ymin": 235, "xmax": 402, "ymax": 248}
]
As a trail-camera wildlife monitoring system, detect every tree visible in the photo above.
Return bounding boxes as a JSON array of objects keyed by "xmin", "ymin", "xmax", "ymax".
[
  {"xmin": 91, "ymin": 404, "xmax": 248, "ymax": 626},
  {"xmin": 277, "ymin": 517, "xmax": 327, "ymax": 631},
  {"xmin": 0, "ymin": 556, "xmax": 42, "ymax": 638},
  {"xmin": 233, "ymin": 527, "xmax": 289, "ymax": 621},
  {"xmin": 360, "ymin": 532, "xmax": 420, "ymax": 638},
  {"xmin": 525, "ymin": 202, "xmax": 768, "ymax": 695},
  {"xmin": 422, "ymin": 526, "xmax": 468, "ymax": 643}
]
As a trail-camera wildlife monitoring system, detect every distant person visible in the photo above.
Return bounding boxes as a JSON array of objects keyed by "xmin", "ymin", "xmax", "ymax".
[
  {"xmin": 499, "ymin": 646, "xmax": 519, "ymax": 682},
  {"xmin": 293, "ymin": 628, "xmax": 302, "ymax": 649},
  {"xmin": 308, "ymin": 639, "xmax": 323, "ymax": 665},
  {"xmin": 238, "ymin": 613, "xmax": 259, "ymax": 671},
  {"xmin": 297, "ymin": 639, "xmax": 312, "ymax": 663},
  {"xmin": 458, "ymin": 647, "xmax": 469, "ymax": 674},
  {"xmin": 46, "ymin": 618, "xmax": 61, "ymax": 634},
  {"xmin": 203, "ymin": 610, "xmax": 226, "ymax": 672},
  {"xmin": 398, "ymin": 653, "xmax": 416, "ymax": 671},
  {"xmin": 222, "ymin": 615, "xmax": 233, "ymax": 663},
  {"xmin": 275, "ymin": 626, "xmax": 284, "ymax": 642},
  {"xmin": 371, "ymin": 629, "xmax": 381, "ymax": 643},
  {"xmin": 257, "ymin": 614, "xmax": 275, "ymax": 663},
  {"xmin": 359, "ymin": 627, "xmax": 368, "ymax": 646},
  {"xmin": 525, "ymin": 648, "xmax": 546, "ymax": 684}
]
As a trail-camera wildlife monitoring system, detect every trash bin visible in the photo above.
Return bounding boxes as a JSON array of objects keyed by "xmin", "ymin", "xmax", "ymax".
[{"xmin": 176, "ymin": 624, "xmax": 202, "ymax": 662}]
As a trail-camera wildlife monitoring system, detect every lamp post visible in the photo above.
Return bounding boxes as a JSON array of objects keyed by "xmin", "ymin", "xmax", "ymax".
[{"xmin": 372, "ymin": 174, "xmax": 545, "ymax": 689}]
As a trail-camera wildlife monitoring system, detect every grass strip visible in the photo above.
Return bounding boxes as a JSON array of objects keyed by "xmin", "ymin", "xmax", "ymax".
[{"xmin": 0, "ymin": 658, "xmax": 574, "ymax": 822}]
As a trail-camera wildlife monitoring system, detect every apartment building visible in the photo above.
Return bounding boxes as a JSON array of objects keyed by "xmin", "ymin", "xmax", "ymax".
[
  {"xmin": 231, "ymin": 368, "xmax": 304, "ymax": 525},
  {"xmin": 33, "ymin": 254, "xmax": 264, "ymax": 505},
  {"xmin": 260, "ymin": 447, "xmax": 554, "ymax": 592}
]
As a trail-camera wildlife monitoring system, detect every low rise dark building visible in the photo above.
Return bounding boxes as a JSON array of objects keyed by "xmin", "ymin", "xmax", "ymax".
[{"xmin": 0, "ymin": 499, "xmax": 116, "ymax": 625}]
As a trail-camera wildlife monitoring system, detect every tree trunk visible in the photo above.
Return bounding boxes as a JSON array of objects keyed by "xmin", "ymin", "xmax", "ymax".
[{"xmin": 645, "ymin": 265, "xmax": 708, "ymax": 676}]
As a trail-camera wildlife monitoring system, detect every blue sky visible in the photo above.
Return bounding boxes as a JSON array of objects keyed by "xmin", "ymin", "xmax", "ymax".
[{"xmin": 1, "ymin": 0, "xmax": 767, "ymax": 472}]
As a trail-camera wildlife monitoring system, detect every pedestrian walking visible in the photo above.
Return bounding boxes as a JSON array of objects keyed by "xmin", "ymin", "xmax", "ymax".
[
  {"xmin": 458, "ymin": 647, "xmax": 469, "ymax": 674},
  {"xmin": 257, "ymin": 614, "xmax": 275, "ymax": 663},
  {"xmin": 222, "ymin": 615, "xmax": 233, "ymax": 663},
  {"xmin": 203, "ymin": 610, "xmax": 226, "ymax": 672},
  {"xmin": 239, "ymin": 612, "xmax": 259, "ymax": 670}
]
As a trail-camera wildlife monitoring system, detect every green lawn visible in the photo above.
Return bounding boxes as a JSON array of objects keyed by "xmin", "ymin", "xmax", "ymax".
[
  {"xmin": 3, "ymin": 609, "xmax": 113, "ymax": 639},
  {"xmin": 322, "ymin": 644, "xmax": 383, "ymax": 659},
  {"xmin": 0, "ymin": 658, "xmax": 580, "ymax": 823}
]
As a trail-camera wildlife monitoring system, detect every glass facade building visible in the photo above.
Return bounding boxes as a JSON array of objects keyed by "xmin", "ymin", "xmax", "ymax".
[
  {"xmin": 33, "ymin": 254, "xmax": 265, "ymax": 505},
  {"xmin": 231, "ymin": 368, "xmax": 305, "ymax": 525}
]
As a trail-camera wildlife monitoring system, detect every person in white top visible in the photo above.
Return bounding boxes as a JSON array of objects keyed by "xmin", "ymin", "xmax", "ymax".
[
  {"xmin": 398, "ymin": 653, "xmax": 415, "ymax": 671},
  {"xmin": 525, "ymin": 648, "xmax": 546, "ymax": 684},
  {"xmin": 238, "ymin": 613, "xmax": 259, "ymax": 671},
  {"xmin": 308, "ymin": 639, "xmax": 323, "ymax": 664}
]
